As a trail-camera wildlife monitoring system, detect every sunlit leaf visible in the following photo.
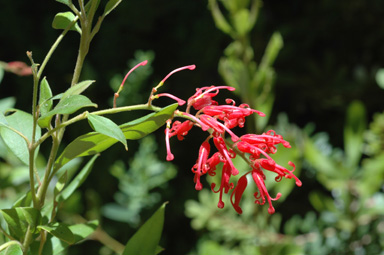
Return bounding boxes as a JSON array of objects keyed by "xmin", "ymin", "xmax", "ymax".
[
  {"xmin": 55, "ymin": 0, "xmax": 71, "ymax": 6},
  {"xmin": 0, "ymin": 243, "xmax": 23, "ymax": 255},
  {"xmin": 34, "ymin": 220, "xmax": 98, "ymax": 255},
  {"xmin": 52, "ymin": 12, "xmax": 81, "ymax": 34},
  {"xmin": 39, "ymin": 77, "xmax": 53, "ymax": 116},
  {"xmin": 0, "ymin": 109, "xmax": 41, "ymax": 165},
  {"xmin": 61, "ymin": 80, "xmax": 95, "ymax": 100},
  {"xmin": 123, "ymin": 203, "xmax": 166, "ymax": 255},
  {"xmin": 87, "ymin": 114, "xmax": 127, "ymax": 150},
  {"xmin": 103, "ymin": 0, "xmax": 122, "ymax": 16},
  {"xmin": 38, "ymin": 223, "xmax": 75, "ymax": 244},
  {"xmin": 38, "ymin": 95, "xmax": 97, "ymax": 128},
  {"xmin": 0, "ymin": 207, "xmax": 41, "ymax": 240}
]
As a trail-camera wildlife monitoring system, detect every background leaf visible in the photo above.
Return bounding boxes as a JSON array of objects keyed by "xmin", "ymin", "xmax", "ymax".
[
  {"xmin": 57, "ymin": 155, "xmax": 98, "ymax": 202},
  {"xmin": 123, "ymin": 203, "xmax": 166, "ymax": 255}
]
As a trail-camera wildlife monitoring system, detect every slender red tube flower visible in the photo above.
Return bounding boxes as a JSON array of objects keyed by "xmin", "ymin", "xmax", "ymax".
[
  {"xmin": 165, "ymin": 120, "xmax": 174, "ymax": 161},
  {"xmin": 152, "ymin": 93, "xmax": 186, "ymax": 106},
  {"xmin": 155, "ymin": 65, "xmax": 196, "ymax": 90},
  {"xmin": 192, "ymin": 140, "xmax": 211, "ymax": 190},
  {"xmin": 114, "ymin": 60, "xmax": 148, "ymax": 107},
  {"xmin": 230, "ymin": 174, "xmax": 249, "ymax": 214}
]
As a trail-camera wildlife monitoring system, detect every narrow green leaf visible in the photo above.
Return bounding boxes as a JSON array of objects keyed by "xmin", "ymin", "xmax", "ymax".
[
  {"xmin": 53, "ymin": 103, "xmax": 177, "ymax": 172},
  {"xmin": 55, "ymin": 0, "xmax": 71, "ymax": 6},
  {"xmin": 233, "ymin": 9, "xmax": 251, "ymax": 36},
  {"xmin": 87, "ymin": 114, "xmax": 127, "ymax": 150},
  {"xmin": 38, "ymin": 95, "xmax": 97, "ymax": 128},
  {"xmin": 39, "ymin": 77, "xmax": 53, "ymax": 116},
  {"xmin": 344, "ymin": 100, "xmax": 366, "ymax": 168},
  {"xmin": 61, "ymin": 80, "xmax": 95, "ymax": 100},
  {"xmin": 52, "ymin": 12, "xmax": 81, "ymax": 34},
  {"xmin": 103, "ymin": 0, "xmax": 122, "ymax": 16},
  {"xmin": 208, "ymin": 0, "xmax": 233, "ymax": 36},
  {"xmin": 38, "ymin": 223, "xmax": 75, "ymax": 244},
  {"xmin": 57, "ymin": 155, "xmax": 98, "ymax": 202},
  {"xmin": 123, "ymin": 203, "xmax": 166, "ymax": 255},
  {"xmin": 54, "ymin": 172, "xmax": 68, "ymax": 198},
  {"xmin": 0, "ymin": 207, "xmax": 41, "ymax": 240},
  {"xmin": 0, "ymin": 110, "xmax": 41, "ymax": 165}
]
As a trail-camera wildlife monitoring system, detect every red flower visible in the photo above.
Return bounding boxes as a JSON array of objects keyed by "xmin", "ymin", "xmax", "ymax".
[
  {"xmin": 187, "ymin": 86, "xmax": 235, "ymax": 110},
  {"xmin": 169, "ymin": 120, "xmax": 193, "ymax": 141},
  {"xmin": 191, "ymin": 140, "xmax": 210, "ymax": 190}
]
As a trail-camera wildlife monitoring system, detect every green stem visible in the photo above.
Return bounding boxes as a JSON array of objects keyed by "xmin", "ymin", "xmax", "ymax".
[
  {"xmin": 22, "ymin": 226, "xmax": 33, "ymax": 255},
  {"xmin": 0, "ymin": 225, "xmax": 15, "ymax": 241},
  {"xmin": 36, "ymin": 136, "xmax": 60, "ymax": 207}
]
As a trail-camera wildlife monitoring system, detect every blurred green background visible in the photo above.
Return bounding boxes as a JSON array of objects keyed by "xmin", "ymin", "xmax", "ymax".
[{"xmin": 1, "ymin": 0, "xmax": 384, "ymax": 254}]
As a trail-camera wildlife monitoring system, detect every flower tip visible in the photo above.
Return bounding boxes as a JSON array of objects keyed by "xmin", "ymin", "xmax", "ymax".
[
  {"xmin": 188, "ymin": 65, "xmax": 196, "ymax": 70},
  {"xmin": 217, "ymin": 201, "xmax": 225, "ymax": 209},
  {"xmin": 166, "ymin": 153, "xmax": 174, "ymax": 161},
  {"xmin": 268, "ymin": 207, "xmax": 276, "ymax": 214},
  {"xmin": 195, "ymin": 182, "xmax": 203, "ymax": 190},
  {"xmin": 141, "ymin": 60, "xmax": 148, "ymax": 66}
]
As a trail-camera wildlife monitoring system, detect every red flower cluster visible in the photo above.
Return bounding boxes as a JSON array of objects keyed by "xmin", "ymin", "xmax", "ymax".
[
  {"xmin": 117, "ymin": 62, "xmax": 301, "ymax": 214},
  {"xmin": 164, "ymin": 85, "xmax": 302, "ymax": 214}
]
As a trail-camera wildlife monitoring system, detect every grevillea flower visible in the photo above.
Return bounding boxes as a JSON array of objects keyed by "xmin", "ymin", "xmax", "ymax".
[
  {"xmin": 4, "ymin": 61, "xmax": 33, "ymax": 76},
  {"xmin": 127, "ymin": 61, "xmax": 301, "ymax": 214}
]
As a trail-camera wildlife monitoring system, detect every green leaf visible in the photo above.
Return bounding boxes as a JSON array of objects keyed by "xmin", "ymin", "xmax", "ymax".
[
  {"xmin": 61, "ymin": 80, "xmax": 95, "ymax": 100},
  {"xmin": 123, "ymin": 203, "xmax": 166, "ymax": 255},
  {"xmin": 344, "ymin": 100, "xmax": 366, "ymax": 168},
  {"xmin": 259, "ymin": 32, "xmax": 284, "ymax": 70},
  {"xmin": 0, "ymin": 207, "xmax": 41, "ymax": 240},
  {"xmin": 38, "ymin": 95, "xmax": 97, "ymax": 128},
  {"xmin": 34, "ymin": 220, "xmax": 98, "ymax": 255},
  {"xmin": 87, "ymin": 113, "xmax": 127, "ymax": 150},
  {"xmin": 233, "ymin": 9, "xmax": 251, "ymax": 36},
  {"xmin": 0, "ymin": 97, "xmax": 15, "ymax": 113},
  {"xmin": 208, "ymin": 0, "xmax": 233, "ymax": 36},
  {"xmin": 54, "ymin": 172, "xmax": 68, "ymax": 198},
  {"xmin": 52, "ymin": 12, "xmax": 81, "ymax": 34},
  {"xmin": 68, "ymin": 220, "xmax": 98, "ymax": 243},
  {"xmin": 53, "ymin": 103, "xmax": 177, "ymax": 172},
  {"xmin": 55, "ymin": 0, "xmax": 71, "ymax": 6},
  {"xmin": 57, "ymin": 155, "xmax": 98, "ymax": 202},
  {"xmin": 39, "ymin": 77, "xmax": 53, "ymax": 116},
  {"xmin": 0, "ymin": 242, "xmax": 23, "ymax": 255},
  {"xmin": 375, "ymin": 68, "xmax": 384, "ymax": 89},
  {"xmin": 0, "ymin": 110, "xmax": 41, "ymax": 165},
  {"xmin": 38, "ymin": 223, "xmax": 75, "ymax": 244},
  {"xmin": 103, "ymin": 0, "xmax": 122, "ymax": 16}
]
